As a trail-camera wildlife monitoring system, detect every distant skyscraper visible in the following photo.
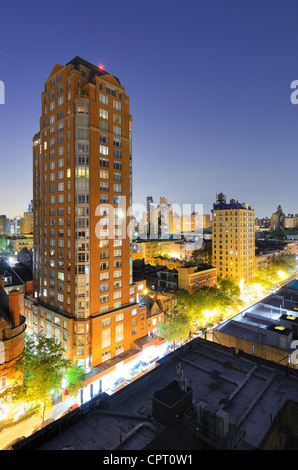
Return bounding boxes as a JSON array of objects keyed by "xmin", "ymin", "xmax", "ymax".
[
  {"xmin": 270, "ymin": 205, "xmax": 285, "ymax": 231},
  {"xmin": 28, "ymin": 200, "xmax": 33, "ymax": 212},
  {"xmin": 146, "ymin": 196, "xmax": 153, "ymax": 212},
  {"xmin": 29, "ymin": 57, "xmax": 161, "ymax": 372},
  {"xmin": 212, "ymin": 193, "xmax": 255, "ymax": 286}
]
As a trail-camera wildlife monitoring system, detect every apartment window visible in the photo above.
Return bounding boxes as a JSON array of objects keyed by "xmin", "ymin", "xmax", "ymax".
[
  {"xmin": 114, "ymin": 149, "xmax": 122, "ymax": 159},
  {"xmin": 102, "ymin": 318, "xmax": 111, "ymax": 327},
  {"xmin": 100, "ymin": 194, "xmax": 109, "ymax": 203},
  {"xmin": 106, "ymin": 86, "xmax": 116, "ymax": 96},
  {"xmin": 58, "ymin": 122, "xmax": 64, "ymax": 132},
  {"xmin": 100, "ymin": 134, "xmax": 109, "ymax": 143},
  {"xmin": 102, "ymin": 328, "xmax": 111, "ymax": 348},
  {"xmin": 100, "ymin": 170, "xmax": 109, "ymax": 180},
  {"xmin": 102, "ymin": 350, "xmax": 111, "ymax": 361},
  {"xmin": 114, "ymin": 161, "xmax": 122, "ymax": 170},
  {"xmin": 114, "ymin": 184, "xmax": 122, "ymax": 193},
  {"xmin": 113, "ymin": 138, "xmax": 122, "ymax": 147},
  {"xmin": 114, "ymin": 172, "xmax": 122, "ymax": 182},
  {"xmin": 100, "ymin": 294, "xmax": 109, "ymax": 304},
  {"xmin": 116, "ymin": 313, "xmax": 124, "ymax": 322},
  {"xmin": 113, "ymin": 125, "xmax": 121, "ymax": 136},
  {"xmin": 100, "ymin": 109, "xmax": 109, "ymax": 120},
  {"xmin": 100, "ymin": 272, "xmax": 109, "ymax": 281},
  {"xmin": 100, "ymin": 249, "xmax": 109, "ymax": 258},
  {"xmin": 100, "ymin": 283, "xmax": 109, "ymax": 292},
  {"xmin": 100, "ymin": 182, "xmax": 109, "ymax": 191},
  {"xmin": 114, "ymin": 290, "xmax": 122, "ymax": 300},
  {"xmin": 100, "ymin": 305, "xmax": 109, "ymax": 314},
  {"xmin": 116, "ymin": 344, "xmax": 124, "ymax": 355},
  {"xmin": 100, "ymin": 157, "xmax": 109, "ymax": 168},
  {"xmin": 114, "ymin": 270, "xmax": 122, "ymax": 278},
  {"xmin": 100, "ymin": 145, "xmax": 109, "ymax": 155},
  {"xmin": 113, "ymin": 114, "xmax": 121, "ymax": 124},
  {"xmin": 99, "ymin": 94, "xmax": 109, "ymax": 105},
  {"xmin": 113, "ymin": 100, "xmax": 121, "ymax": 110},
  {"xmin": 76, "ymin": 103, "xmax": 88, "ymax": 114},
  {"xmin": 100, "ymin": 120, "xmax": 109, "ymax": 131},
  {"xmin": 115, "ymin": 323, "xmax": 124, "ymax": 343}
]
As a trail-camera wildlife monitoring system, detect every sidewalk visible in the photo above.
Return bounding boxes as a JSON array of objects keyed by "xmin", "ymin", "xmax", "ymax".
[{"xmin": 0, "ymin": 400, "xmax": 69, "ymax": 449}]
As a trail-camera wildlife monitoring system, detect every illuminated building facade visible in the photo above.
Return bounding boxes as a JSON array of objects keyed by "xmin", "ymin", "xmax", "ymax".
[
  {"xmin": 28, "ymin": 57, "xmax": 161, "ymax": 371},
  {"xmin": 212, "ymin": 193, "xmax": 255, "ymax": 285}
]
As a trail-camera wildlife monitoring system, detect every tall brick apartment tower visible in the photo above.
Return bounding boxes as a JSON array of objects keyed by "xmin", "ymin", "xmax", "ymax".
[
  {"xmin": 29, "ymin": 57, "xmax": 163, "ymax": 374},
  {"xmin": 212, "ymin": 192, "xmax": 255, "ymax": 287}
]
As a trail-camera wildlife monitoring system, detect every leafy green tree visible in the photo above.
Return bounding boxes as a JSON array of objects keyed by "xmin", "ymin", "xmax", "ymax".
[
  {"xmin": 217, "ymin": 276, "xmax": 241, "ymax": 297},
  {"xmin": 64, "ymin": 361, "xmax": 86, "ymax": 399},
  {"xmin": 247, "ymin": 255, "xmax": 297, "ymax": 294},
  {"xmin": 191, "ymin": 244, "xmax": 212, "ymax": 265},
  {"xmin": 247, "ymin": 267, "xmax": 279, "ymax": 291},
  {"xmin": 0, "ymin": 333, "xmax": 85, "ymax": 423},
  {"xmin": 0, "ymin": 235, "xmax": 7, "ymax": 253},
  {"xmin": 273, "ymin": 255, "xmax": 296, "ymax": 275},
  {"xmin": 158, "ymin": 282, "xmax": 245, "ymax": 344},
  {"xmin": 158, "ymin": 307, "xmax": 192, "ymax": 343}
]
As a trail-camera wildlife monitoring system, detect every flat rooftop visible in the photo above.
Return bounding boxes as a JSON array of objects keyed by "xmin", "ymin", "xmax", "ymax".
[
  {"xmin": 215, "ymin": 278, "xmax": 298, "ymax": 343},
  {"xmin": 30, "ymin": 338, "xmax": 298, "ymax": 450}
]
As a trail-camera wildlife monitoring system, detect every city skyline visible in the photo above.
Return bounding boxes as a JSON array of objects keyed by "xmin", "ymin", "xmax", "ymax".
[{"xmin": 1, "ymin": 0, "xmax": 298, "ymax": 218}]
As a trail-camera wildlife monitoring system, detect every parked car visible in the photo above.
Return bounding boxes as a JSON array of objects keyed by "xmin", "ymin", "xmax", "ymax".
[
  {"xmin": 33, "ymin": 418, "xmax": 55, "ymax": 432},
  {"xmin": 61, "ymin": 404, "xmax": 79, "ymax": 416},
  {"xmin": 139, "ymin": 357, "xmax": 159, "ymax": 371},
  {"xmin": 111, "ymin": 377, "xmax": 127, "ymax": 392},
  {"xmin": 128, "ymin": 365, "xmax": 142, "ymax": 381}
]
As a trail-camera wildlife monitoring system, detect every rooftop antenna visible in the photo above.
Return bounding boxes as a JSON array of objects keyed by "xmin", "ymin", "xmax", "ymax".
[{"xmin": 176, "ymin": 363, "xmax": 188, "ymax": 393}]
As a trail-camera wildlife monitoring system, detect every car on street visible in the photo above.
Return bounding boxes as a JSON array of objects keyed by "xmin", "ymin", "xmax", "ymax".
[
  {"xmin": 111, "ymin": 377, "xmax": 127, "ymax": 392},
  {"xmin": 61, "ymin": 404, "xmax": 79, "ymax": 417}
]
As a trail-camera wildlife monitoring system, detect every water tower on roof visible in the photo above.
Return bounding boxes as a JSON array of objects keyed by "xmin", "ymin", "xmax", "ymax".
[{"xmin": 216, "ymin": 192, "xmax": 226, "ymax": 204}]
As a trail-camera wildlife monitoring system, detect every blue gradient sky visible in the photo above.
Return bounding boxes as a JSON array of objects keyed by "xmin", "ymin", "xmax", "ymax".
[{"xmin": 1, "ymin": 0, "xmax": 298, "ymax": 219}]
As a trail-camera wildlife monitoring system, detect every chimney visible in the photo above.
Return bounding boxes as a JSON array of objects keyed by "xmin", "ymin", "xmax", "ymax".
[{"xmin": 9, "ymin": 289, "xmax": 20, "ymax": 328}]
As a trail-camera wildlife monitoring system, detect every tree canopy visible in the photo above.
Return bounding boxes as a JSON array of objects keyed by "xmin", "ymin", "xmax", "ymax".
[
  {"xmin": 247, "ymin": 255, "xmax": 297, "ymax": 293},
  {"xmin": 0, "ymin": 333, "xmax": 86, "ymax": 423},
  {"xmin": 158, "ymin": 278, "xmax": 245, "ymax": 343}
]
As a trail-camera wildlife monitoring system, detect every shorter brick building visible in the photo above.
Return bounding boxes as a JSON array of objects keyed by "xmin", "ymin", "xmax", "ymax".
[{"xmin": 177, "ymin": 265, "xmax": 217, "ymax": 294}]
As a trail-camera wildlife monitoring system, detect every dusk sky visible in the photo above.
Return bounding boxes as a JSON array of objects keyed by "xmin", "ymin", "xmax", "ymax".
[{"xmin": 1, "ymin": 0, "xmax": 298, "ymax": 219}]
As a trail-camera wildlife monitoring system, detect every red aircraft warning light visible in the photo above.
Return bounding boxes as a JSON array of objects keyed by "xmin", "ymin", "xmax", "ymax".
[{"xmin": 99, "ymin": 65, "xmax": 104, "ymax": 70}]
